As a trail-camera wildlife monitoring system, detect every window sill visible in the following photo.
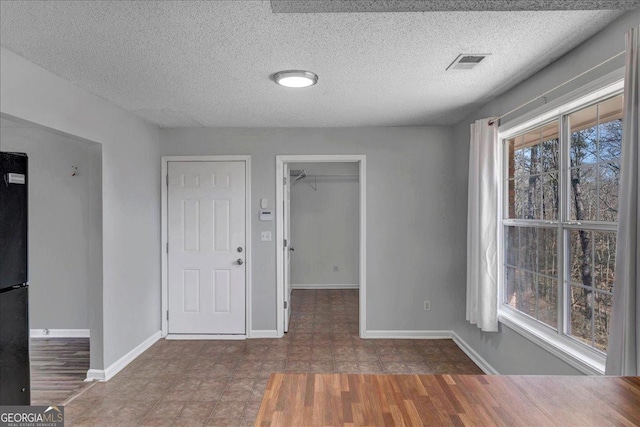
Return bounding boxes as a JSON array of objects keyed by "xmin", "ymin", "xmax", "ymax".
[{"xmin": 498, "ymin": 309, "xmax": 605, "ymax": 376}]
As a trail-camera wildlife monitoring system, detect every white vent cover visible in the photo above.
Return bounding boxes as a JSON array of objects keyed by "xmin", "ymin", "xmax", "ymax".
[{"xmin": 447, "ymin": 54, "xmax": 490, "ymax": 70}]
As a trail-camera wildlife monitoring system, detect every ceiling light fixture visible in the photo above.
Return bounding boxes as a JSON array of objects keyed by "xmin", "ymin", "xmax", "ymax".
[{"xmin": 273, "ymin": 70, "xmax": 318, "ymax": 88}]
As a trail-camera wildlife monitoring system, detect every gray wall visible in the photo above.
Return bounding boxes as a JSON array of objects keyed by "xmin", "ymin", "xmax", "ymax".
[
  {"xmin": 289, "ymin": 162, "xmax": 359, "ymax": 287},
  {"xmin": 1, "ymin": 46, "xmax": 161, "ymax": 370},
  {"xmin": 3, "ymin": 9, "xmax": 635, "ymax": 375},
  {"xmin": 160, "ymin": 127, "xmax": 458, "ymax": 332},
  {"xmin": 450, "ymin": 11, "xmax": 638, "ymax": 374},
  {"xmin": 1, "ymin": 122, "xmax": 102, "ymax": 332}
]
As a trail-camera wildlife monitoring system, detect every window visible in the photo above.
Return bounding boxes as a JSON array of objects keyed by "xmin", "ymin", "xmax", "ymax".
[{"xmin": 501, "ymin": 92, "xmax": 623, "ymax": 360}]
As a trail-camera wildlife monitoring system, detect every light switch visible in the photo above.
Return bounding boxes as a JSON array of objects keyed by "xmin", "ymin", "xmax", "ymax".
[
  {"xmin": 259, "ymin": 210, "xmax": 273, "ymax": 221},
  {"xmin": 261, "ymin": 231, "xmax": 272, "ymax": 241}
]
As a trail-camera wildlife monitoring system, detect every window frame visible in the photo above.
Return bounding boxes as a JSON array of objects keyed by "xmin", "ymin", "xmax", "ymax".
[{"xmin": 497, "ymin": 75, "xmax": 624, "ymax": 375}]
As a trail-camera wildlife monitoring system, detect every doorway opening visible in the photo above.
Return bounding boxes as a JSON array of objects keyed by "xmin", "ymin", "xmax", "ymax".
[
  {"xmin": 275, "ymin": 155, "xmax": 366, "ymax": 338},
  {"xmin": 1, "ymin": 113, "xmax": 102, "ymax": 404}
]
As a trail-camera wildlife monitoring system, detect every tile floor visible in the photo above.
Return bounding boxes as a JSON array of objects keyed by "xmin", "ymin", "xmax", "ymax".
[{"xmin": 66, "ymin": 289, "xmax": 482, "ymax": 426}]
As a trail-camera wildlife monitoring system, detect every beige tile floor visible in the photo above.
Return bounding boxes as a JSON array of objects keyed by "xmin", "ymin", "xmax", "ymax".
[{"xmin": 66, "ymin": 289, "xmax": 482, "ymax": 426}]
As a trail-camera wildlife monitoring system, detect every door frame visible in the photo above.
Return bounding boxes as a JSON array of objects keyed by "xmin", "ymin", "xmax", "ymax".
[
  {"xmin": 275, "ymin": 154, "xmax": 366, "ymax": 338},
  {"xmin": 161, "ymin": 155, "xmax": 252, "ymax": 339},
  {"xmin": 283, "ymin": 162, "xmax": 292, "ymax": 333}
]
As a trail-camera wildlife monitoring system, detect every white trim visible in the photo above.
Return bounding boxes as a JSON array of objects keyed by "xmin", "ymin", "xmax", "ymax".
[
  {"xmin": 363, "ymin": 330, "xmax": 453, "ymax": 339},
  {"xmin": 363, "ymin": 330, "xmax": 499, "ymax": 375},
  {"xmin": 498, "ymin": 69, "xmax": 624, "ymax": 137},
  {"xmin": 276, "ymin": 160, "xmax": 283, "ymax": 337},
  {"xmin": 161, "ymin": 155, "xmax": 252, "ymax": 338},
  {"xmin": 450, "ymin": 331, "xmax": 500, "ymax": 375},
  {"xmin": 248, "ymin": 330, "xmax": 279, "ymax": 338},
  {"xmin": 166, "ymin": 334, "xmax": 247, "ymax": 340},
  {"xmin": 291, "ymin": 284, "xmax": 359, "ymax": 290},
  {"xmin": 85, "ymin": 331, "xmax": 161, "ymax": 382},
  {"xmin": 85, "ymin": 369, "xmax": 106, "ymax": 382},
  {"xmin": 359, "ymin": 157, "xmax": 367, "ymax": 339},
  {"xmin": 499, "ymin": 311, "xmax": 604, "ymax": 375},
  {"xmin": 161, "ymin": 159, "xmax": 168, "ymax": 336},
  {"xmin": 275, "ymin": 155, "xmax": 367, "ymax": 339},
  {"xmin": 496, "ymin": 74, "xmax": 621, "ymax": 376},
  {"xmin": 30, "ymin": 329, "xmax": 90, "ymax": 338}
]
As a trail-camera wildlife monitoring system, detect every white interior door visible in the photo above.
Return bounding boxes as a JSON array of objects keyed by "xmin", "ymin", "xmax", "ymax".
[
  {"xmin": 168, "ymin": 161, "xmax": 245, "ymax": 334},
  {"xmin": 283, "ymin": 163, "xmax": 292, "ymax": 332}
]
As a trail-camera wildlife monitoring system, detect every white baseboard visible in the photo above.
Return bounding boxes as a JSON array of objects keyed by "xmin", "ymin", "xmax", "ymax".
[
  {"xmin": 85, "ymin": 330, "xmax": 161, "ymax": 382},
  {"xmin": 165, "ymin": 334, "xmax": 246, "ymax": 340},
  {"xmin": 451, "ymin": 331, "xmax": 500, "ymax": 375},
  {"xmin": 85, "ymin": 369, "xmax": 106, "ymax": 382},
  {"xmin": 30, "ymin": 329, "xmax": 90, "ymax": 338},
  {"xmin": 249, "ymin": 330, "xmax": 280, "ymax": 338},
  {"xmin": 292, "ymin": 284, "xmax": 359, "ymax": 290},
  {"xmin": 363, "ymin": 330, "xmax": 453, "ymax": 339},
  {"xmin": 363, "ymin": 329, "xmax": 499, "ymax": 375}
]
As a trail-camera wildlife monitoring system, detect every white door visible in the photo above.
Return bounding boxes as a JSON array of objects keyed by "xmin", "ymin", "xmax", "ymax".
[
  {"xmin": 168, "ymin": 161, "xmax": 246, "ymax": 334},
  {"xmin": 283, "ymin": 163, "xmax": 292, "ymax": 332}
]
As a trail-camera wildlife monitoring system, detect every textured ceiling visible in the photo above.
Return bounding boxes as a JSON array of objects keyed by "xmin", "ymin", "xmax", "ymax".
[
  {"xmin": 271, "ymin": 0, "xmax": 640, "ymax": 12},
  {"xmin": 0, "ymin": 1, "xmax": 632, "ymax": 127}
]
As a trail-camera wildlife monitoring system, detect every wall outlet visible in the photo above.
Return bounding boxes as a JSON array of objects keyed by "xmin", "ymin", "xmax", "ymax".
[
  {"xmin": 424, "ymin": 300, "xmax": 431, "ymax": 311},
  {"xmin": 261, "ymin": 231, "xmax": 272, "ymax": 241}
]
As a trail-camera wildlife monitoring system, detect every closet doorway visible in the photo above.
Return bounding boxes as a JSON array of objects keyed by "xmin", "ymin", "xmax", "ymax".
[{"xmin": 275, "ymin": 155, "xmax": 366, "ymax": 338}]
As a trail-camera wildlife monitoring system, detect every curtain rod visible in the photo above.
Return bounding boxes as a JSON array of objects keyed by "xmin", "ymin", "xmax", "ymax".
[{"xmin": 489, "ymin": 51, "xmax": 625, "ymax": 126}]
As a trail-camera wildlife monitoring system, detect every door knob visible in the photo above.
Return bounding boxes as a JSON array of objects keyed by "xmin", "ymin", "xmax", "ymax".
[{"xmin": 237, "ymin": 259, "xmax": 244, "ymax": 265}]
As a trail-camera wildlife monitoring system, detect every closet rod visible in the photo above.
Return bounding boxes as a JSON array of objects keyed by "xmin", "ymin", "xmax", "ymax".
[{"xmin": 299, "ymin": 174, "xmax": 359, "ymax": 178}]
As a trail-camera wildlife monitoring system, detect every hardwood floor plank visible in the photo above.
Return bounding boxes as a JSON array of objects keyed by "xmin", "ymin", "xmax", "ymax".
[
  {"xmin": 507, "ymin": 376, "xmax": 640, "ymax": 427},
  {"xmin": 29, "ymin": 337, "xmax": 91, "ymax": 406},
  {"xmin": 255, "ymin": 373, "xmax": 640, "ymax": 427}
]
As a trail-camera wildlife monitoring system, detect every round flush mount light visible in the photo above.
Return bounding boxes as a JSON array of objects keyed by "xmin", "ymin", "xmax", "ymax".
[{"xmin": 272, "ymin": 70, "xmax": 318, "ymax": 88}]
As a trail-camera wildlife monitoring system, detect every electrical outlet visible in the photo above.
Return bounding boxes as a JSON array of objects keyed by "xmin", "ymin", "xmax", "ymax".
[
  {"xmin": 424, "ymin": 300, "xmax": 431, "ymax": 311},
  {"xmin": 260, "ymin": 231, "xmax": 272, "ymax": 241}
]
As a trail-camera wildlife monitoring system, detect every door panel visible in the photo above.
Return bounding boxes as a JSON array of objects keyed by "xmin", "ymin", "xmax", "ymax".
[{"xmin": 168, "ymin": 161, "xmax": 245, "ymax": 334}]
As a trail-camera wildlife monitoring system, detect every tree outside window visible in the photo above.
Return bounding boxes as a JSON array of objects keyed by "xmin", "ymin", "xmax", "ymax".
[{"xmin": 503, "ymin": 94, "xmax": 622, "ymax": 353}]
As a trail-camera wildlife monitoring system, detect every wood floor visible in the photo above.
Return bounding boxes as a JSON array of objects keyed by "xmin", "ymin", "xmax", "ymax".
[
  {"xmin": 30, "ymin": 337, "xmax": 92, "ymax": 405},
  {"xmin": 255, "ymin": 373, "xmax": 640, "ymax": 426},
  {"xmin": 37, "ymin": 291, "xmax": 639, "ymax": 426}
]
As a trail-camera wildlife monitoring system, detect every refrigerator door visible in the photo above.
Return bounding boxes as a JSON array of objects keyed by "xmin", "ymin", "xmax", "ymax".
[
  {"xmin": 0, "ymin": 152, "xmax": 28, "ymax": 290},
  {"xmin": 0, "ymin": 286, "xmax": 31, "ymax": 405}
]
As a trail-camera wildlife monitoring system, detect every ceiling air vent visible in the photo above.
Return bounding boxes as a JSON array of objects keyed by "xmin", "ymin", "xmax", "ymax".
[{"xmin": 446, "ymin": 54, "xmax": 490, "ymax": 70}]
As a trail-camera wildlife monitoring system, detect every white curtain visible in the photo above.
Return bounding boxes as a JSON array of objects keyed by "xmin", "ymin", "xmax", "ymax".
[
  {"xmin": 466, "ymin": 118, "xmax": 499, "ymax": 332},
  {"xmin": 606, "ymin": 26, "xmax": 640, "ymax": 376}
]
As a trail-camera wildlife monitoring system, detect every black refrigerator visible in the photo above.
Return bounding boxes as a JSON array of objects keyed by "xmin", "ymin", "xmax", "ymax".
[{"xmin": 0, "ymin": 151, "xmax": 30, "ymax": 405}]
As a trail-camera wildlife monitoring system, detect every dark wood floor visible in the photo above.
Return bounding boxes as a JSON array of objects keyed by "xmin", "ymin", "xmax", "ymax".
[
  {"xmin": 30, "ymin": 337, "xmax": 92, "ymax": 405},
  {"xmin": 256, "ymin": 373, "xmax": 640, "ymax": 426}
]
